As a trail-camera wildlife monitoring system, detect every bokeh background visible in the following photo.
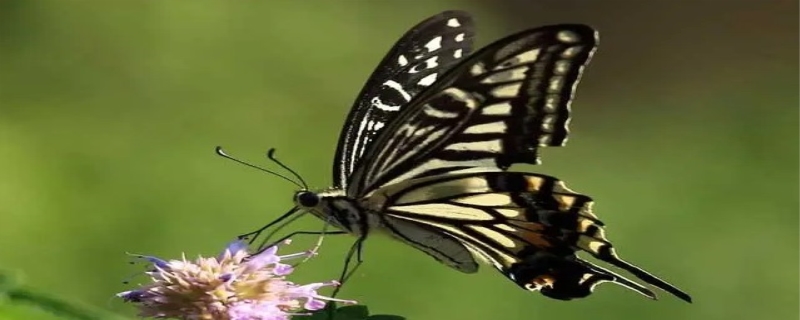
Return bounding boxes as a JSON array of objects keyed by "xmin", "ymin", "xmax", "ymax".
[{"xmin": 0, "ymin": 1, "xmax": 797, "ymax": 319}]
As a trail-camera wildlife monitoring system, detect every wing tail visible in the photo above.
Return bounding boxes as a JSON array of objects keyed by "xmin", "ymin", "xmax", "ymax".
[
  {"xmin": 506, "ymin": 252, "xmax": 657, "ymax": 301},
  {"xmin": 564, "ymin": 198, "xmax": 692, "ymax": 302},
  {"xmin": 584, "ymin": 244, "xmax": 693, "ymax": 303}
]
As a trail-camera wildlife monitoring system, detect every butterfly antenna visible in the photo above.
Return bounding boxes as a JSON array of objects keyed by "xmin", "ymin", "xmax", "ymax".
[
  {"xmin": 267, "ymin": 148, "xmax": 308, "ymax": 190},
  {"xmin": 215, "ymin": 146, "xmax": 303, "ymax": 188}
]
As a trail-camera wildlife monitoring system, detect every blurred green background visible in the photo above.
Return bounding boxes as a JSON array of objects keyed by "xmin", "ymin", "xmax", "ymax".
[{"xmin": 0, "ymin": 1, "xmax": 797, "ymax": 319}]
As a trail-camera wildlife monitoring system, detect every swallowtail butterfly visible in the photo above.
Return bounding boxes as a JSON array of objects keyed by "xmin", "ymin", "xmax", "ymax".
[{"xmin": 241, "ymin": 10, "xmax": 691, "ymax": 303}]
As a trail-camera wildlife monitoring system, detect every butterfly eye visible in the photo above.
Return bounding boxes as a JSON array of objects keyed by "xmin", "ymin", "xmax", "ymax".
[{"xmin": 295, "ymin": 191, "xmax": 320, "ymax": 208}]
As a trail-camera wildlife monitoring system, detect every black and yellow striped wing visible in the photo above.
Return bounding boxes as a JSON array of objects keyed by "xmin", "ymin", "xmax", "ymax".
[
  {"xmin": 347, "ymin": 24, "xmax": 597, "ymax": 195},
  {"xmin": 370, "ymin": 171, "xmax": 692, "ymax": 302},
  {"xmin": 334, "ymin": 11, "xmax": 475, "ymax": 189}
]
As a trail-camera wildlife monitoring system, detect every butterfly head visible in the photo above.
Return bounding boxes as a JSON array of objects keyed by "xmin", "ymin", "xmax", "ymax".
[
  {"xmin": 294, "ymin": 190, "xmax": 321, "ymax": 209},
  {"xmin": 292, "ymin": 188, "xmax": 363, "ymax": 234}
]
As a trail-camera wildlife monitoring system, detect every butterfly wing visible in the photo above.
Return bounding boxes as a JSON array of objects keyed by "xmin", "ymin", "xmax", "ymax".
[
  {"xmin": 371, "ymin": 171, "xmax": 691, "ymax": 302},
  {"xmin": 347, "ymin": 24, "xmax": 598, "ymax": 195},
  {"xmin": 333, "ymin": 11, "xmax": 476, "ymax": 189}
]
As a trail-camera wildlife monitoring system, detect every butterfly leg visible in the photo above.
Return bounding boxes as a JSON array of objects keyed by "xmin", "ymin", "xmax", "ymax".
[
  {"xmin": 319, "ymin": 236, "xmax": 365, "ymax": 320},
  {"xmin": 330, "ymin": 235, "xmax": 366, "ymax": 298}
]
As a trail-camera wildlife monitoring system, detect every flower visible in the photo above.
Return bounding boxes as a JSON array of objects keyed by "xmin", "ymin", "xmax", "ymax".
[{"xmin": 118, "ymin": 240, "xmax": 356, "ymax": 320}]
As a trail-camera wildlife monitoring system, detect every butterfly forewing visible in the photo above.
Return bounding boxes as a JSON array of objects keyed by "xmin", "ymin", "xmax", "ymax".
[
  {"xmin": 333, "ymin": 10, "xmax": 476, "ymax": 189},
  {"xmin": 347, "ymin": 24, "xmax": 598, "ymax": 195}
]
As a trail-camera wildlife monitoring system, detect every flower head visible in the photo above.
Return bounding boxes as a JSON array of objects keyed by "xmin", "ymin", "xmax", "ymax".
[{"xmin": 118, "ymin": 240, "xmax": 356, "ymax": 319}]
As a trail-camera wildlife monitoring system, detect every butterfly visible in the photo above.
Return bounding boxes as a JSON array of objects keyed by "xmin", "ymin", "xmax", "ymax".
[{"xmin": 236, "ymin": 10, "xmax": 692, "ymax": 303}]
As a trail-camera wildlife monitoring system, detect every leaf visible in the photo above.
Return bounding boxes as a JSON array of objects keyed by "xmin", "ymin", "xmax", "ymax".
[
  {"xmin": 293, "ymin": 303, "xmax": 405, "ymax": 320},
  {"xmin": 334, "ymin": 305, "xmax": 370, "ymax": 319},
  {"xmin": 367, "ymin": 315, "xmax": 406, "ymax": 320}
]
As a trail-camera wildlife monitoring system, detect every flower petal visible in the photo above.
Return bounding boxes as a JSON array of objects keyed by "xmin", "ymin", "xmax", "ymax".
[
  {"xmin": 222, "ymin": 240, "xmax": 249, "ymax": 258},
  {"xmin": 273, "ymin": 263, "xmax": 294, "ymax": 276}
]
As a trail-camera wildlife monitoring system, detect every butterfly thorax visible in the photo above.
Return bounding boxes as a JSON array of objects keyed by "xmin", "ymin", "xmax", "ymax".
[{"xmin": 293, "ymin": 188, "xmax": 380, "ymax": 236}]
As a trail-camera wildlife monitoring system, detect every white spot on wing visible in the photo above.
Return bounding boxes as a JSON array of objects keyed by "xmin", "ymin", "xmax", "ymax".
[
  {"xmin": 391, "ymin": 203, "xmax": 495, "ymax": 220},
  {"xmin": 515, "ymin": 49, "xmax": 541, "ymax": 64},
  {"xmin": 495, "ymin": 208, "xmax": 523, "ymax": 218},
  {"xmin": 544, "ymin": 96, "xmax": 559, "ymax": 112},
  {"xmin": 538, "ymin": 135, "xmax": 552, "ymax": 145},
  {"xmin": 408, "ymin": 56, "xmax": 439, "ymax": 74},
  {"xmin": 557, "ymin": 30, "xmax": 579, "ymax": 43},
  {"xmin": 384, "ymin": 159, "xmax": 496, "ymax": 191},
  {"xmin": 454, "ymin": 49, "xmax": 463, "ymax": 58},
  {"xmin": 383, "ymin": 80, "xmax": 412, "ymax": 101},
  {"xmin": 394, "ymin": 175, "xmax": 492, "ymax": 204},
  {"xmin": 495, "ymin": 223, "xmax": 517, "ymax": 232},
  {"xmin": 442, "ymin": 87, "xmax": 477, "ymax": 109},
  {"xmin": 424, "ymin": 36, "xmax": 443, "ymax": 52},
  {"xmin": 455, "ymin": 33, "xmax": 465, "ymax": 42},
  {"xmin": 398, "ymin": 55, "xmax": 409, "ymax": 66},
  {"xmin": 463, "ymin": 121, "xmax": 507, "ymax": 134},
  {"xmin": 447, "ymin": 18, "xmax": 460, "ymax": 27},
  {"xmin": 453, "ymin": 193, "xmax": 513, "ymax": 206},
  {"xmin": 548, "ymin": 76, "xmax": 564, "ymax": 93},
  {"xmin": 424, "ymin": 56, "xmax": 439, "ymax": 69},
  {"xmin": 491, "ymin": 83, "xmax": 522, "ymax": 98},
  {"xmin": 481, "ymin": 66, "xmax": 529, "ymax": 84},
  {"xmin": 497, "ymin": 49, "xmax": 541, "ymax": 69},
  {"xmin": 482, "ymin": 102, "xmax": 513, "ymax": 115},
  {"xmin": 423, "ymin": 106, "xmax": 460, "ymax": 118},
  {"xmin": 562, "ymin": 46, "xmax": 581, "ymax": 58},
  {"xmin": 555, "ymin": 60, "xmax": 571, "ymax": 75},
  {"xmin": 541, "ymin": 115, "xmax": 555, "ymax": 132},
  {"xmin": 370, "ymin": 97, "xmax": 399, "ymax": 111},
  {"xmin": 470, "ymin": 63, "xmax": 486, "ymax": 76},
  {"xmin": 444, "ymin": 140, "xmax": 503, "ymax": 152},
  {"xmin": 418, "ymin": 73, "xmax": 438, "ymax": 86}
]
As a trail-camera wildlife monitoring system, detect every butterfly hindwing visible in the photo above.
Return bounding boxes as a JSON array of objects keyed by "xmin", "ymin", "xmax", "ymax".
[
  {"xmin": 509, "ymin": 253, "xmax": 657, "ymax": 301},
  {"xmin": 368, "ymin": 171, "xmax": 691, "ymax": 302},
  {"xmin": 380, "ymin": 214, "xmax": 479, "ymax": 273},
  {"xmin": 333, "ymin": 11, "xmax": 476, "ymax": 189},
  {"xmin": 348, "ymin": 24, "xmax": 598, "ymax": 195}
]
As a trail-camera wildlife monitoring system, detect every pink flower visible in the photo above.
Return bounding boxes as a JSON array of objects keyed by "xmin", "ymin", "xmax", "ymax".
[{"xmin": 118, "ymin": 240, "xmax": 356, "ymax": 319}]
